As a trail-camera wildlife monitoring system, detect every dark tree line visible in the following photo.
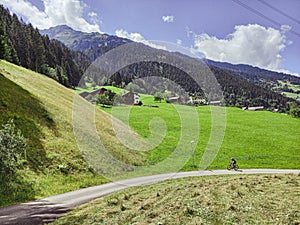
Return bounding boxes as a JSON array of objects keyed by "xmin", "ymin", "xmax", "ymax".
[
  {"xmin": 106, "ymin": 61, "xmax": 205, "ymax": 97},
  {"xmin": 0, "ymin": 5, "xmax": 83, "ymax": 87},
  {"xmin": 210, "ymin": 66, "xmax": 297, "ymax": 111},
  {"xmin": 103, "ymin": 61, "xmax": 297, "ymax": 112},
  {"xmin": 206, "ymin": 59, "xmax": 300, "ymax": 89}
]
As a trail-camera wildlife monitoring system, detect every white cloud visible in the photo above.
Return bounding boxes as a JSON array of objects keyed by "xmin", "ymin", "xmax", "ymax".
[
  {"xmin": 88, "ymin": 12, "xmax": 98, "ymax": 18},
  {"xmin": 280, "ymin": 24, "xmax": 291, "ymax": 33},
  {"xmin": 192, "ymin": 24, "xmax": 290, "ymax": 71},
  {"xmin": 115, "ymin": 29, "xmax": 166, "ymax": 50},
  {"xmin": 0, "ymin": 0, "xmax": 101, "ymax": 33},
  {"xmin": 176, "ymin": 39, "xmax": 182, "ymax": 45},
  {"xmin": 186, "ymin": 26, "xmax": 194, "ymax": 38},
  {"xmin": 88, "ymin": 11, "xmax": 101, "ymax": 26},
  {"xmin": 162, "ymin": 15, "xmax": 174, "ymax": 23}
]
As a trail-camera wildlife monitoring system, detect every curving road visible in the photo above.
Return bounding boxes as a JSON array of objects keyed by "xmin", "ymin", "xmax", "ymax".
[{"xmin": 0, "ymin": 169, "xmax": 299, "ymax": 225}]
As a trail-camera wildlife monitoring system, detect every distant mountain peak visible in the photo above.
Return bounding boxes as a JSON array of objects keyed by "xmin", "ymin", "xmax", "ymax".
[
  {"xmin": 41, "ymin": 25, "xmax": 75, "ymax": 36},
  {"xmin": 40, "ymin": 25, "xmax": 132, "ymax": 58},
  {"xmin": 51, "ymin": 24, "xmax": 73, "ymax": 30}
]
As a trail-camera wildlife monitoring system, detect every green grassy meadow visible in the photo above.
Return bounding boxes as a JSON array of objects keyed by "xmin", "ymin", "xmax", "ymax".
[
  {"xmin": 51, "ymin": 174, "xmax": 300, "ymax": 225},
  {"xmin": 74, "ymin": 83, "xmax": 125, "ymax": 95},
  {"xmin": 99, "ymin": 92, "xmax": 300, "ymax": 170},
  {"xmin": 275, "ymin": 80, "xmax": 300, "ymax": 100}
]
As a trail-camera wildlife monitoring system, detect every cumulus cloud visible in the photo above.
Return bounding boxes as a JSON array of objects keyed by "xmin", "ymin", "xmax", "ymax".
[
  {"xmin": 0, "ymin": 0, "xmax": 101, "ymax": 33},
  {"xmin": 192, "ymin": 24, "xmax": 290, "ymax": 71},
  {"xmin": 176, "ymin": 39, "xmax": 182, "ymax": 45},
  {"xmin": 162, "ymin": 15, "xmax": 174, "ymax": 23},
  {"xmin": 115, "ymin": 29, "xmax": 166, "ymax": 50}
]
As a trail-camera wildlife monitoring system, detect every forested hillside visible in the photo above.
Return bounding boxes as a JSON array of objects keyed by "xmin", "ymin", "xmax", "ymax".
[
  {"xmin": 105, "ymin": 61, "xmax": 295, "ymax": 111},
  {"xmin": 42, "ymin": 25, "xmax": 298, "ymax": 112},
  {"xmin": 0, "ymin": 5, "xmax": 83, "ymax": 87},
  {"xmin": 206, "ymin": 59, "xmax": 300, "ymax": 94},
  {"xmin": 206, "ymin": 59, "xmax": 300, "ymax": 84}
]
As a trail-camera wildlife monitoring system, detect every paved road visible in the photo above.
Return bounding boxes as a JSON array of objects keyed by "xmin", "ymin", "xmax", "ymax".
[{"xmin": 0, "ymin": 169, "xmax": 299, "ymax": 225}]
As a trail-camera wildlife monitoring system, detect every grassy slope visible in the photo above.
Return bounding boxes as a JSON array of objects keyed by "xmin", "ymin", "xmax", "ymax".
[
  {"xmin": 275, "ymin": 80, "xmax": 300, "ymax": 100},
  {"xmin": 0, "ymin": 72, "xmax": 56, "ymax": 204},
  {"xmin": 0, "ymin": 73, "xmax": 53, "ymax": 166},
  {"xmin": 99, "ymin": 92, "xmax": 300, "ymax": 170},
  {"xmin": 0, "ymin": 60, "xmax": 145, "ymax": 206},
  {"xmin": 74, "ymin": 84, "xmax": 125, "ymax": 95},
  {"xmin": 51, "ymin": 174, "xmax": 300, "ymax": 225}
]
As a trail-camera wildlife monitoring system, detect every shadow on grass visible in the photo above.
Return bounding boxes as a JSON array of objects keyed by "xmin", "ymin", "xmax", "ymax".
[
  {"xmin": 0, "ymin": 172, "xmax": 35, "ymax": 207},
  {"xmin": 0, "ymin": 74, "xmax": 58, "ymax": 206},
  {"xmin": 0, "ymin": 74, "xmax": 57, "ymax": 172}
]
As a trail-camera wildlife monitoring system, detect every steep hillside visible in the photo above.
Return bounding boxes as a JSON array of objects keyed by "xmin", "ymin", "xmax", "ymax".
[
  {"xmin": 0, "ymin": 60, "xmax": 145, "ymax": 206},
  {"xmin": 0, "ymin": 70, "xmax": 56, "ymax": 205},
  {"xmin": 0, "ymin": 72, "xmax": 54, "ymax": 169},
  {"xmin": 205, "ymin": 59, "xmax": 300, "ymax": 100},
  {"xmin": 205, "ymin": 59, "xmax": 300, "ymax": 85}
]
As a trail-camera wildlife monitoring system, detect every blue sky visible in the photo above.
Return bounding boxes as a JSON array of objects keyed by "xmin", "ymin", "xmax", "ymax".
[{"xmin": 1, "ymin": 0, "xmax": 299, "ymax": 75}]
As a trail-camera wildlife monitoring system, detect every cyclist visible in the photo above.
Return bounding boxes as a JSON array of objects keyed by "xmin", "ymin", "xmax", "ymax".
[{"xmin": 231, "ymin": 158, "xmax": 237, "ymax": 168}]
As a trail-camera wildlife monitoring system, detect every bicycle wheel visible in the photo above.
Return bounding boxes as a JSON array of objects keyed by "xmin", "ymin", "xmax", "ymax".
[
  {"xmin": 227, "ymin": 164, "xmax": 232, "ymax": 170},
  {"xmin": 234, "ymin": 164, "xmax": 239, "ymax": 171}
]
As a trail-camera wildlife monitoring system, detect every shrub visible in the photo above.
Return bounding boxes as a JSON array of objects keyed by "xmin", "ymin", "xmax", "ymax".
[
  {"xmin": 97, "ymin": 90, "xmax": 116, "ymax": 106},
  {"xmin": 289, "ymin": 102, "xmax": 300, "ymax": 118},
  {"xmin": 290, "ymin": 107, "xmax": 300, "ymax": 118},
  {"xmin": 0, "ymin": 119, "xmax": 27, "ymax": 176}
]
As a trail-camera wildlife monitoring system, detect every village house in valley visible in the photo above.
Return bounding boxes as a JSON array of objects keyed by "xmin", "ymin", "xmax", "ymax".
[
  {"xmin": 79, "ymin": 87, "xmax": 108, "ymax": 99},
  {"xmin": 242, "ymin": 106, "xmax": 264, "ymax": 111},
  {"xmin": 122, "ymin": 91, "xmax": 141, "ymax": 105}
]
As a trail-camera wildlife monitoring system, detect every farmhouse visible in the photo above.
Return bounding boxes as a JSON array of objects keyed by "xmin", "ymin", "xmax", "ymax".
[
  {"xmin": 187, "ymin": 97, "xmax": 207, "ymax": 105},
  {"xmin": 79, "ymin": 91, "xmax": 89, "ymax": 98},
  {"xmin": 122, "ymin": 91, "xmax": 141, "ymax": 105},
  {"xmin": 167, "ymin": 96, "xmax": 201, "ymax": 104},
  {"xmin": 242, "ymin": 106, "xmax": 264, "ymax": 111},
  {"xmin": 166, "ymin": 96, "xmax": 180, "ymax": 103},
  {"xmin": 209, "ymin": 100, "xmax": 222, "ymax": 105},
  {"xmin": 98, "ymin": 87, "xmax": 108, "ymax": 95},
  {"xmin": 79, "ymin": 87, "xmax": 108, "ymax": 98}
]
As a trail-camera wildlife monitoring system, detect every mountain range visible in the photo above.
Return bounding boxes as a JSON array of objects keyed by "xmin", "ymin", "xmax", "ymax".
[{"xmin": 41, "ymin": 25, "xmax": 300, "ymax": 87}]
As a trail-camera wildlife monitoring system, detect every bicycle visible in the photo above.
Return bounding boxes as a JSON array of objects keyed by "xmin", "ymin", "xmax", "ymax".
[{"xmin": 227, "ymin": 162, "xmax": 239, "ymax": 171}]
